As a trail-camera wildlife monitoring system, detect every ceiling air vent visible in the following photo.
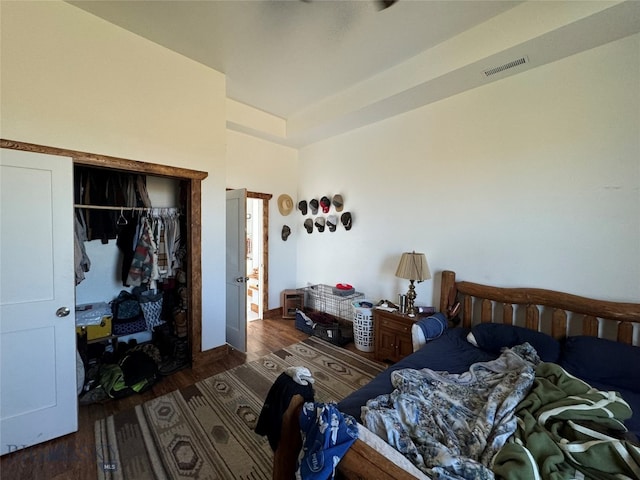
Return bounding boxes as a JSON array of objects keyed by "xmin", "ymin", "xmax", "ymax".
[{"xmin": 483, "ymin": 56, "xmax": 529, "ymax": 77}]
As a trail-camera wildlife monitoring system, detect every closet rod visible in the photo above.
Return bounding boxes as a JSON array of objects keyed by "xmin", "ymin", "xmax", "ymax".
[{"xmin": 74, "ymin": 204, "xmax": 153, "ymax": 211}]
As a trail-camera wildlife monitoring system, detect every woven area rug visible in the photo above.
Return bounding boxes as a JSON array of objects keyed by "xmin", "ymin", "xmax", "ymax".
[{"xmin": 95, "ymin": 336, "xmax": 385, "ymax": 479}]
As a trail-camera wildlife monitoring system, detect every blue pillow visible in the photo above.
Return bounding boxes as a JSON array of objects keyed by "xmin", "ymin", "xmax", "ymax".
[
  {"xmin": 416, "ymin": 312, "xmax": 448, "ymax": 341},
  {"xmin": 560, "ymin": 336, "xmax": 640, "ymax": 394},
  {"xmin": 469, "ymin": 323, "xmax": 561, "ymax": 363}
]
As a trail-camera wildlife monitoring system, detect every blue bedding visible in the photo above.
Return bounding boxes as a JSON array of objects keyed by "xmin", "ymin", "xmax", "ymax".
[
  {"xmin": 338, "ymin": 328, "xmax": 497, "ymax": 419},
  {"xmin": 337, "ymin": 327, "xmax": 640, "ymax": 440}
]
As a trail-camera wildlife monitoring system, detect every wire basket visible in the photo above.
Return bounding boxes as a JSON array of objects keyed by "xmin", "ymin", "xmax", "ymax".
[
  {"xmin": 304, "ymin": 284, "xmax": 364, "ymax": 321},
  {"xmin": 353, "ymin": 300, "xmax": 374, "ymax": 352}
]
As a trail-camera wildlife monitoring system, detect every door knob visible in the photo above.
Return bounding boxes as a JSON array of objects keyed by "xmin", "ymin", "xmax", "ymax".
[
  {"xmin": 236, "ymin": 276, "xmax": 249, "ymax": 283},
  {"xmin": 56, "ymin": 307, "xmax": 71, "ymax": 317}
]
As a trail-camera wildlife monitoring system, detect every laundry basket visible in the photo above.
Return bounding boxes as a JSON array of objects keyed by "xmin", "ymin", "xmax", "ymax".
[{"xmin": 352, "ymin": 300, "xmax": 374, "ymax": 352}]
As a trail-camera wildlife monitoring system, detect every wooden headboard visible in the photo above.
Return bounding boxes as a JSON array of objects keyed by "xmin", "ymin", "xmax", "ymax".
[{"xmin": 439, "ymin": 270, "xmax": 640, "ymax": 346}]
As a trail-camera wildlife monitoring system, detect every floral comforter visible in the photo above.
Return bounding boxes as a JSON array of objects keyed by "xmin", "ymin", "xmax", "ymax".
[{"xmin": 362, "ymin": 343, "xmax": 539, "ymax": 479}]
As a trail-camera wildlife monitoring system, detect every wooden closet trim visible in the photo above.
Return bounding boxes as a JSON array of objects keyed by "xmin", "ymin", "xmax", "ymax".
[
  {"xmin": 0, "ymin": 139, "xmax": 207, "ymax": 180},
  {"xmin": 1, "ymin": 138, "xmax": 208, "ymax": 363}
]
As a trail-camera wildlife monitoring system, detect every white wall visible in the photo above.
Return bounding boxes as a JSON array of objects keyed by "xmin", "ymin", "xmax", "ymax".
[
  {"xmin": 296, "ymin": 33, "xmax": 640, "ymax": 306},
  {"xmin": 1, "ymin": 1, "xmax": 228, "ymax": 350},
  {"xmin": 226, "ymin": 129, "xmax": 299, "ymax": 309}
]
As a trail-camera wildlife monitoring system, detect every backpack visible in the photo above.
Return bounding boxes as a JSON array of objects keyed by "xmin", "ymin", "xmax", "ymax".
[
  {"xmin": 111, "ymin": 290, "xmax": 142, "ymax": 321},
  {"xmin": 110, "ymin": 290, "xmax": 146, "ymax": 335},
  {"xmin": 100, "ymin": 345, "xmax": 160, "ymax": 399}
]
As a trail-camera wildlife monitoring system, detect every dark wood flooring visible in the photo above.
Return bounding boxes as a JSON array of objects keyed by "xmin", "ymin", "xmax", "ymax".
[{"xmin": 0, "ymin": 317, "xmax": 377, "ymax": 480}]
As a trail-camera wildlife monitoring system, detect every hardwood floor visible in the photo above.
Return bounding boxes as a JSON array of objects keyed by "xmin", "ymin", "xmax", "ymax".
[{"xmin": 0, "ymin": 317, "xmax": 377, "ymax": 480}]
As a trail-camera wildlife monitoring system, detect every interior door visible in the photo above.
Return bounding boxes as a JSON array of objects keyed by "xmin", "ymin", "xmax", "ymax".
[
  {"xmin": 0, "ymin": 149, "xmax": 77, "ymax": 455},
  {"xmin": 225, "ymin": 188, "xmax": 247, "ymax": 352}
]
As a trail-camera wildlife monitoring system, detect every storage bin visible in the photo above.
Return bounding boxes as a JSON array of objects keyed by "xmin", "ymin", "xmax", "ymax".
[
  {"xmin": 295, "ymin": 310, "xmax": 314, "ymax": 334},
  {"xmin": 352, "ymin": 300, "xmax": 374, "ymax": 352},
  {"xmin": 76, "ymin": 316, "xmax": 112, "ymax": 341},
  {"xmin": 332, "ymin": 286, "xmax": 355, "ymax": 297},
  {"xmin": 295, "ymin": 309, "xmax": 354, "ymax": 346},
  {"xmin": 312, "ymin": 322, "xmax": 354, "ymax": 346},
  {"xmin": 76, "ymin": 302, "xmax": 113, "ymax": 340}
]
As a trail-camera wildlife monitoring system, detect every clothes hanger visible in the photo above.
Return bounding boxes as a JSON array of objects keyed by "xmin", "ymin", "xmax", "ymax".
[{"xmin": 116, "ymin": 207, "xmax": 128, "ymax": 226}]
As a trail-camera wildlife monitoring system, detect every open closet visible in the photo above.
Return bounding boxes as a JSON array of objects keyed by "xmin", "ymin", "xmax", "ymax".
[
  {"xmin": 74, "ymin": 165, "xmax": 193, "ymax": 401},
  {"xmin": 1, "ymin": 139, "xmax": 209, "ymax": 384},
  {"xmin": 1, "ymin": 140, "xmax": 210, "ymax": 450}
]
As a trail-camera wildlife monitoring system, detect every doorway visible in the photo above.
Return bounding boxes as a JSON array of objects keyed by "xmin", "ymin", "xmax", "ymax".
[
  {"xmin": 225, "ymin": 189, "xmax": 271, "ymax": 352},
  {"xmin": 246, "ymin": 198, "xmax": 263, "ymax": 321},
  {"xmin": 246, "ymin": 191, "xmax": 271, "ymax": 322}
]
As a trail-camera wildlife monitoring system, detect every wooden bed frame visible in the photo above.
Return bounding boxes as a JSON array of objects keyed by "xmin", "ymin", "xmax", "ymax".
[
  {"xmin": 275, "ymin": 270, "xmax": 640, "ymax": 479},
  {"xmin": 440, "ymin": 270, "xmax": 640, "ymax": 344}
]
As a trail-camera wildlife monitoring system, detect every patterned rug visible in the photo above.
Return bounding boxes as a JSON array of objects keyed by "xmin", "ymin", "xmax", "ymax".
[{"xmin": 94, "ymin": 337, "xmax": 385, "ymax": 479}]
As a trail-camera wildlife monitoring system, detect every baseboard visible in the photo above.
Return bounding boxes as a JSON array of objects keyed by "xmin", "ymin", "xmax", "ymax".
[
  {"xmin": 263, "ymin": 307, "xmax": 282, "ymax": 319},
  {"xmin": 192, "ymin": 343, "xmax": 230, "ymax": 366}
]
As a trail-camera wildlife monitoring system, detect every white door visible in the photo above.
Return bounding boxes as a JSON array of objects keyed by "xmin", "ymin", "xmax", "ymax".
[
  {"xmin": 0, "ymin": 149, "xmax": 77, "ymax": 455},
  {"xmin": 225, "ymin": 188, "xmax": 247, "ymax": 352}
]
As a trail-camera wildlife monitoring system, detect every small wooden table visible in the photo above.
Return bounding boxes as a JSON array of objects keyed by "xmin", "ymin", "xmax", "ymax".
[{"xmin": 281, "ymin": 289, "xmax": 304, "ymax": 319}]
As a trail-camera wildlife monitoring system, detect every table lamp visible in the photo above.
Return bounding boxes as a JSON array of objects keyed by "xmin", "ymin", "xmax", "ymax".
[{"xmin": 395, "ymin": 251, "xmax": 431, "ymax": 316}]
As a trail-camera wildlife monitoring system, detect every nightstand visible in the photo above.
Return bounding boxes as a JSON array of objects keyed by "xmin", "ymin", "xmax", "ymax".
[
  {"xmin": 374, "ymin": 309, "xmax": 418, "ymax": 362},
  {"xmin": 281, "ymin": 289, "xmax": 304, "ymax": 319}
]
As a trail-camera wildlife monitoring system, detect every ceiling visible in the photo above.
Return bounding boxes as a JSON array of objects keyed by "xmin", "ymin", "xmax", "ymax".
[
  {"xmin": 68, "ymin": 1, "xmax": 640, "ymax": 146},
  {"xmin": 69, "ymin": 0, "xmax": 520, "ymax": 118}
]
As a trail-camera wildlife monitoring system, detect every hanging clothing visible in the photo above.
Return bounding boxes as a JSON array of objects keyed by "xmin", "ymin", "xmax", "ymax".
[
  {"xmin": 165, "ymin": 209, "xmax": 182, "ymax": 277},
  {"xmin": 77, "ymin": 168, "xmax": 120, "ymax": 244},
  {"xmin": 73, "ymin": 166, "xmax": 152, "ymax": 244},
  {"xmin": 116, "ymin": 211, "xmax": 140, "ymax": 286},
  {"xmin": 126, "ymin": 217, "xmax": 155, "ymax": 287},
  {"xmin": 156, "ymin": 216, "xmax": 168, "ymax": 277},
  {"xmin": 74, "ymin": 215, "xmax": 91, "ymax": 285},
  {"xmin": 135, "ymin": 175, "xmax": 152, "ymax": 208},
  {"xmin": 148, "ymin": 216, "xmax": 160, "ymax": 289},
  {"xmin": 123, "ymin": 209, "xmax": 181, "ymax": 287}
]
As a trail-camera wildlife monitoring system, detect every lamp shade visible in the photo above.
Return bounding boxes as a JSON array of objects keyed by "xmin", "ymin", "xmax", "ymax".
[{"xmin": 395, "ymin": 252, "xmax": 431, "ymax": 281}]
